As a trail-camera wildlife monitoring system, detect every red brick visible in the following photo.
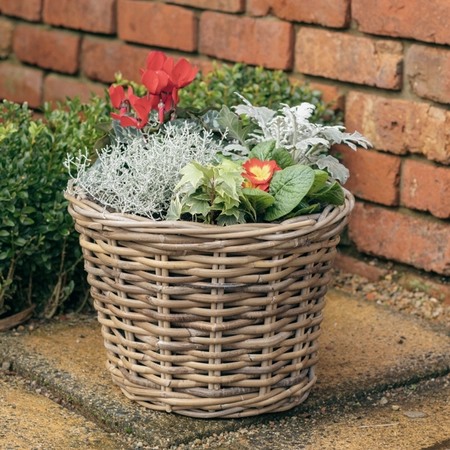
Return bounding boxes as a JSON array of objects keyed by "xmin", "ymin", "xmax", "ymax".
[
  {"xmin": 310, "ymin": 83, "xmax": 345, "ymax": 111},
  {"xmin": 43, "ymin": 0, "xmax": 116, "ymax": 34},
  {"xmin": 200, "ymin": 12, "xmax": 294, "ymax": 70},
  {"xmin": 0, "ymin": 62, "xmax": 43, "ymax": 108},
  {"xmin": 335, "ymin": 144, "xmax": 401, "ymax": 206},
  {"xmin": 0, "ymin": 19, "xmax": 14, "ymax": 59},
  {"xmin": 81, "ymin": 39, "xmax": 149, "ymax": 84},
  {"xmin": 250, "ymin": 0, "xmax": 350, "ymax": 28},
  {"xmin": 247, "ymin": 0, "xmax": 271, "ymax": 16},
  {"xmin": 401, "ymin": 159, "xmax": 450, "ymax": 219},
  {"xmin": 345, "ymin": 91, "xmax": 450, "ymax": 165},
  {"xmin": 0, "ymin": 0, "xmax": 42, "ymax": 22},
  {"xmin": 353, "ymin": 0, "xmax": 450, "ymax": 46},
  {"xmin": 117, "ymin": 0, "xmax": 197, "ymax": 52},
  {"xmin": 44, "ymin": 74, "xmax": 106, "ymax": 105},
  {"xmin": 334, "ymin": 252, "xmax": 388, "ymax": 282},
  {"xmin": 406, "ymin": 45, "xmax": 450, "ymax": 105},
  {"xmin": 81, "ymin": 38, "xmax": 213, "ymax": 84},
  {"xmin": 247, "ymin": 0, "xmax": 350, "ymax": 27},
  {"xmin": 349, "ymin": 202, "xmax": 450, "ymax": 275},
  {"xmin": 289, "ymin": 77, "xmax": 345, "ymax": 111},
  {"xmin": 295, "ymin": 29, "xmax": 403, "ymax": 90},
  {"xmin": 164, "ymin": 0, "xmax": 244, "ymax": 12},
  {"xmin": 13, "ymin": 25, "xmax": 80, "ymax": 74}
]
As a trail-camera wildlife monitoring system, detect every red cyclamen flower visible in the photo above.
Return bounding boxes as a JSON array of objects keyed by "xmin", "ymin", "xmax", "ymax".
[
  {"xmin": 110, "ymin": 87, "xmax": 154, "ymax": 129},
  {"xmin": 108, "ymin": 85, "xmax": 133, "ymax": 111},
  {"xmin": 109, "ymin": 50, "xmax": 198, "ymax": 128},
  {"xmin": 140, "ymin": 51, "xmax": 197, "ymax": 122}
]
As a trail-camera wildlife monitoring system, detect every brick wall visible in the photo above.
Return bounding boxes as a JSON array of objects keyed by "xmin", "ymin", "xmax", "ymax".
[{"xmin": 1, "ymin": 0, "xmax": 449, "ymax": 276}]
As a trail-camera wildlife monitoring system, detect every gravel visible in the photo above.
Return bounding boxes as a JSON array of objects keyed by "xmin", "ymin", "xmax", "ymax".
[{"xmin": 330, "ymin": 267, "xmax": 450, "ymax": 329}]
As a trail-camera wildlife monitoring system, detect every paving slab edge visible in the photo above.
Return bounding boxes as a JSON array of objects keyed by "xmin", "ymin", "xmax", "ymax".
[{"xmin": 1, "ymin": 330, "xmax": 450, "ymax": 448}]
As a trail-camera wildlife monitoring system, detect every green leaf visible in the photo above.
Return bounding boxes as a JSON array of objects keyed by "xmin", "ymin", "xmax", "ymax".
[
  {"xmin": 186, "ymin": 197, "xmax": 211, "ymax": 216},
  {"xmin": 94, "ymin": 122, "xmax": 113, "ymax": 133},
  {"xmin": 308, "ymin": 170, "xmax": 329, "ymax": 194},
  {"xmin": 216, "ymin": 214, "xmax": 239, "ymax": 226},
  {"xmin": 217, "ymin": 105, "xmax": 253, "ymax": 147},
  {"xmin": 311, "ymin": 181, "xmax": 345, "ymax": 205},
  {"xmin": 17, "ymin": 191, "xmax": 28, "ymax": 200},
  {"xmin": 264, "ymin": 165, "xmax": 315, "ymax": 221},
  {"xmin": 14, "ymin": 237, "xmax": 27, "ymax": 246},
  {"xmin": 271, "ymin": 147, "xmax": 295, "ymax": 169},
  {"xmin": 248, "ymin": 140, "xmax": 276, "ymax": 160},
  {"xmin": 201, "ymin": 109, "xmax": 224, "ymax": 131},
  {"xmin": 20, "ymin": 217, "xmax": 35, "ymax": 225},
  {"xmin": 242, "ymin": 188, "xmax": 275, "ymax": 213},
  {"xmin": 59, "ymin": 228, "xmax": 70, "ymax": 236},
  {"xmin": 0, "ymin": 230, "xmax": 9, "ymax": 237},
  {"xmin": 21, "ymin": 206, "xmax": 36, "ymax": 214},
  {"xmin": 216, "ymin": 208, "xmax": 245, "ymax": 226},
  {"xmin": 166, "ymin": 197, "xmax": 182, "ymax": 221},
  {"xmin": 284, "ymin": 203, "xmax": 321, "ymax": 219},
  {"xmin": 176, "ymin": 162, "xmax": 210, "ymax": 192},
  {"xmin": 5, "ymin": 204, "xmax": 15, "ymax": 214},
  {"xmin": 248, "ymin": 143, "xmax": 294, "ymax": 169},
  {"xmin": 92, "ymin": 135, "xmax": 111, "ymax": 154}
]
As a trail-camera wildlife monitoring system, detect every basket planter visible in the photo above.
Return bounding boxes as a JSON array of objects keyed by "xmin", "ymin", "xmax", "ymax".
[{"xmin": 65, "ymin": 188, "xmax": 354, "ymax": 418}]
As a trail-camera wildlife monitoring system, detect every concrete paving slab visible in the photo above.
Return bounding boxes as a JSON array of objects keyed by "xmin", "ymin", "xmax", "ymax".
[
  {"xmin": 0, "ymin": 371, "xmax": 133, "ymax": 450},
  {"xmin": 178, "ymin": 374, "xmax": 450, "ymax": 449},
  {"xmin": 0, "ymin": 288, "xmax": 449, "ymax": 448}
]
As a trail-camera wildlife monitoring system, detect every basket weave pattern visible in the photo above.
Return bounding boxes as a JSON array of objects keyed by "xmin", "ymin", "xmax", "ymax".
[{"xmin": 66, "ymin": 189, "xmax": 354, "ymax": 418}]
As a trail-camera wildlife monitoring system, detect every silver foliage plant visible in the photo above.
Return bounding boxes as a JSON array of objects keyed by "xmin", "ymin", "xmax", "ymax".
[
  {"xmin": 231, "ymin": 94, "xmax": 372, "ymax": 184},
  {"xmin": 66, "ymin": 123, "xmax": 221, "ymax": 218}
]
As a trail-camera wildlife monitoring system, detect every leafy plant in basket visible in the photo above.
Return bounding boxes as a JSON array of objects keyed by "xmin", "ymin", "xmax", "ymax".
[{"xmin": 66, "ymin": 50, "xmax": 371, "ymax": 224}]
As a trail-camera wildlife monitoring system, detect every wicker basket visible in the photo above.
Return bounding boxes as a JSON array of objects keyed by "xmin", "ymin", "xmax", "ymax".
[{"xmin": 65, "ymin": 188, "xmax": 354, "ymax": 418}]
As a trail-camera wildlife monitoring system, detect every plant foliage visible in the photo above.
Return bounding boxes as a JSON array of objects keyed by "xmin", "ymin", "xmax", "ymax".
[
  {"xmin": 179, "ymin": 62, "xmax": 341, "ymax": 126},
  {"xmin": 67, "ymin": 123, "xmax": 222, "ymax": 219},
  {"xmin": 0, "ymin": 97, "xmax": 110, "ymax": 317}
]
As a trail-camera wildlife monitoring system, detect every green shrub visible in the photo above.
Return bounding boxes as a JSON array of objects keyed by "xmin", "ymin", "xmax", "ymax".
[
  {"xmin": 179, "ymin": 62, "xmax": 342, "ymax": 125},
  {"xmin": 0, "ymin": 97, "xmax": 110, "ymax": 318}
]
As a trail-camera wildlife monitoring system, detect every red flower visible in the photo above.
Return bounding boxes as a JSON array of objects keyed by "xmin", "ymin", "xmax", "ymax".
[
  {"xmin": 110, "ymin": 91, "xmax": 154, "ymax": 129},
  {"xmin": 129, "ymin": 96, "xmax": 154, "ymax": 129},
  {"xmin": 109, "ymin": 51, "xmax": 198, "ymax": 127},
  {"xmin": 242, "ymin": 159, "xmax": 281, "ymax": 192},
  {"xmin": 141, "ymin": 52, "xmax": 197, "ymax": 119},
  {"xmin": 108, "ymin": 85, "xmax": 133, "ymax": 111},
  {"xmin": 141, "ymin": 69, "xmax": 170, "ymax": 96},
  {"xmin": 145, "ymin": 50, "xmax": 172, "ymax": 72},
  {"xmin": 169, "ymin": 58, "xmax": 198, "ymax": 105}
]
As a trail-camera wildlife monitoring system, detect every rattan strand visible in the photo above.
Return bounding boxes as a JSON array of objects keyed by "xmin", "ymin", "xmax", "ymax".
[{"xmin": 65, "ymin": 187, "xmax": 354, "ymax": 418}]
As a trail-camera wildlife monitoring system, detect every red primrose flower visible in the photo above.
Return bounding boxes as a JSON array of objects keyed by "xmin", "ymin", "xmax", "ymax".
[{"xmin": 242, "ymin": 158, "xmax": 281, "ymax": 192}]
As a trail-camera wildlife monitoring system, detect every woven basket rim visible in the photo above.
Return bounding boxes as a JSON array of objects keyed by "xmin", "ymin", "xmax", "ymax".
[{"xmin": 64, "ymin": 183, "xmax": 355, "ymax": 234}]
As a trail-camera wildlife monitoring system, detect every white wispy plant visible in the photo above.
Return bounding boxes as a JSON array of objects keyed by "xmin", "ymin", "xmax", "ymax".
[
  {"xmin": 65, "ymin": 123, "xmax": 221, "ymax": 218},
  {"xmin": 223, "ymin": 94, "xmax": 372, "ymax": 184}
]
